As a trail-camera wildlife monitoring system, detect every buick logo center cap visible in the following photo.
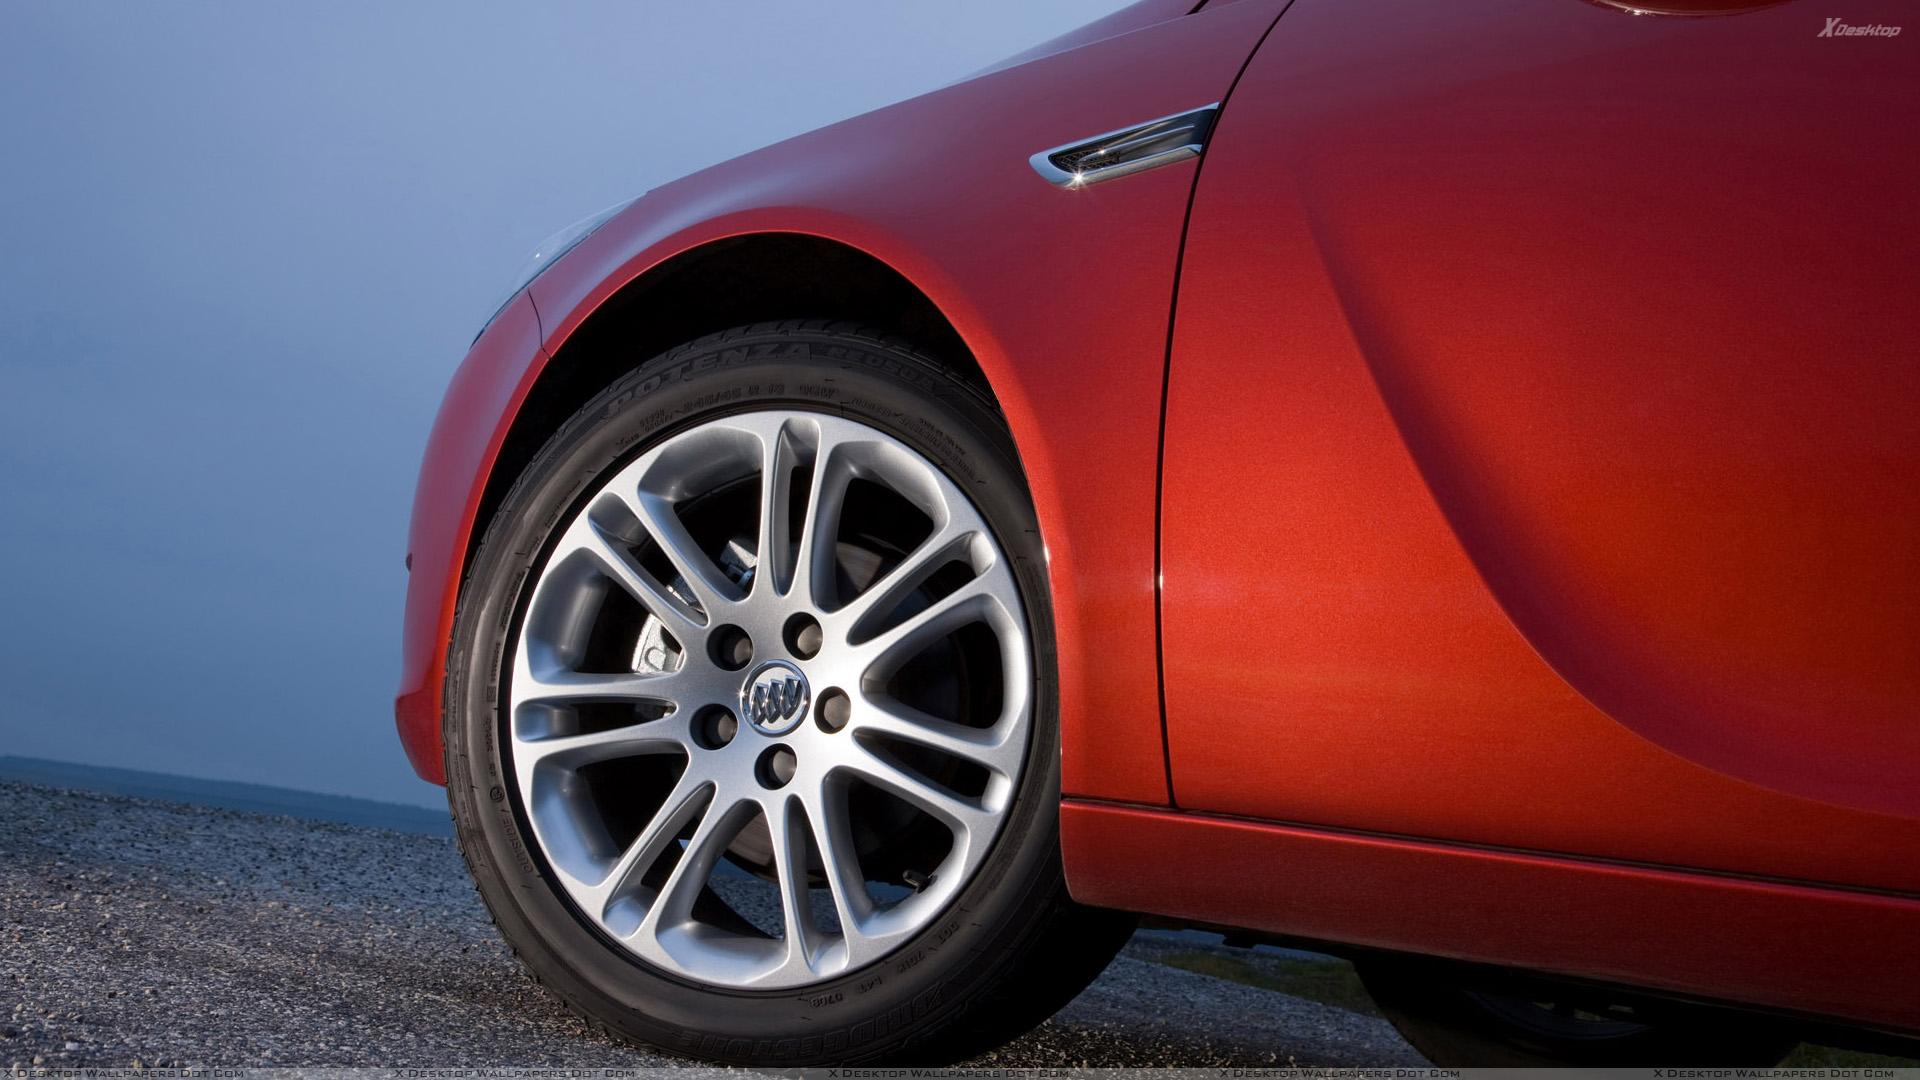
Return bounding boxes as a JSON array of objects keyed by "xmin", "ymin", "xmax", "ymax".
[{"xmin": 741, "ymin": 659, "xmax": 811, "ymax": 735}]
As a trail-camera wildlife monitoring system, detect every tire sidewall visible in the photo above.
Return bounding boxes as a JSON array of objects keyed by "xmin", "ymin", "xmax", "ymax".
[{"xmin": 445, "ymin": 328, "xmax": 1063, "ymax": 1061}]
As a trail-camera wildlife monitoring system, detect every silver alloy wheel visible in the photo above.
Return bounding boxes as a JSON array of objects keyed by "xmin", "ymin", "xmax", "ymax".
[{"xmin": 508, "ymin": 410, "xmax": 1033, "ymax": 990}]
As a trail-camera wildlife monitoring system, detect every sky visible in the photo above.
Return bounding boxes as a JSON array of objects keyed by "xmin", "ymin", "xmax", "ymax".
[{"xmin": 0, "ymin": 1, "xmax": 1130, "ymax": 809}]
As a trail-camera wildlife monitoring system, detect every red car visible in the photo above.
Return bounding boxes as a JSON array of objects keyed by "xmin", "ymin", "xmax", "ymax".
[{"xmin": 396, "ymin": 0, "xmax": 1919, "ymax": 1066}]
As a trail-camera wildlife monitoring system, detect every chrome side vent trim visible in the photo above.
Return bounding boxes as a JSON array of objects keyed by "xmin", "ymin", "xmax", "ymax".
[{"xmin": 1029, "ymin": 104, "xmax": 1220, "ymax": 188}]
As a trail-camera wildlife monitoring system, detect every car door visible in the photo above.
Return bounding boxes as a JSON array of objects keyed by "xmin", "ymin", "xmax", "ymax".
[{"xmin": 1159, "ymin": 0, "xmax": 1920, "ymax": 891}]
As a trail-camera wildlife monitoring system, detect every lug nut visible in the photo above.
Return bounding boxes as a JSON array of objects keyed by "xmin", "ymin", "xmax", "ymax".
[
  {"xmin": 815, "ymin": 688, "xmax": 851, "ymax": 733},
  {"xmin": 784, "ymin": 613, "xmax": 823, "ymax": 660},
  {"xmin": 756, "ymin": 745, "xmax": 797, "ymax": 789},
  {"xmin": 693, "ymin": 707, "xmax": 738, "ymax": 750},
  {"xmin": 708, "ymin": 625, "xmax": 753, "ymax": 671}
]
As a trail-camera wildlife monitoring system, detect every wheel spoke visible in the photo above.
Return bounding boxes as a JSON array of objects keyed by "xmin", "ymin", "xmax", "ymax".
[
  {"xmin": 515, "ymin": 720, "xmax": 687, "ymax": 770},
  {"xmin": 790, "ymin": 444, "xmax": 854, "ymax": 609},
  {"xmin": 637, "ymin": 792, "xmax": 754, "ymax": 939},
  {"xmin": 568, "ymin": 518, "xmax": 707, "ymax": 642},
  {"xmin": 626, "ymin": 488, "xmax": 744, "ymax": 616},
  {"xmin": 849, "ymin": 692, "xmax": 1022, "ymax": 779},
  {"xmin": 752, "ymin": 420, "xmax": 805, "ymax": 599},
  {"xmin": 851, "ymin": 575, "xmax": 998, "ymax": 680},
  {"xmin": 765, "ymin": 794, "xmax": 819, "ymax": 976},
  {"xmin": 579, "ymin": 772, "xmax": 710, "ymax": 913},
  {"xmin": 835, "ymin": 520, "xmax": 979, "ymax": 640},
  {"xmin": 841, "ymin": 742, "xmax": 994, "ymax": 838},
  {"xmin": 512, "ymin": 662, "xmax": 695, "ymax": 768},
  {"xmin": 516, "ymin": 665, "xmax": 691, "ymax": 708},
  {"xmin": 804, "ymin": 784, "xmax": 875, "ymax": 942}
]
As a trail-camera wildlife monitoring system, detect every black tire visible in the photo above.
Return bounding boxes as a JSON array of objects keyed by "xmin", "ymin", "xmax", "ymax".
[
  {"xmin": 1357, "ymin": 960, "xmax": 1798, "ymax": 1067},
  {"xmin": 443, "ymin": 320, "xmax": 1135, "ymax": 1065}
]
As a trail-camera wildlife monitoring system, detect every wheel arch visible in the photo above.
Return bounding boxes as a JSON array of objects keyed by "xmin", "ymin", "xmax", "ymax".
[{"xmin": 470, "ymin": 232, "xmax": 994, "ymax": 585}]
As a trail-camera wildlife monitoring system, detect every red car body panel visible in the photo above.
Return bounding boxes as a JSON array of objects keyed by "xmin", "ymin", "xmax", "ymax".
[
  {"xmin": 399, "ymin": 0, "xmax": 1920, "ymax": 1036},
  {"xmin": 1160, "ymin": 0, "xmax": 1920, "ymax": 893},
  {"xmin": 396, "ymin": 290, "xmax": 545, "ymax": 783},
  {"xmin": 1062, "ymin": 802, "xmax": 1920, "ymax": 1035},
  {"xmin": 397, "ymin": 0, "xmax": 1294, "ymax": 796}
]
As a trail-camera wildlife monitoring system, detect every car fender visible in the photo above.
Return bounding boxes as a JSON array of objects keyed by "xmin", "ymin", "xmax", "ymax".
[{"xmin": 397, "ymin": 0, "xmax": 1293, "ymax": 815}]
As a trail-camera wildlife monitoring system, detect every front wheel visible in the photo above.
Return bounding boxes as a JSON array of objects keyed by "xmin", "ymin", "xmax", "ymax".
[
  {"xmin": 1357, "ymin": 960, "xmax": 1798, "ymax": 1067},
  {"xmin": 444, "ymin": 321, "xmax": 1133, "ymax": 1065}
]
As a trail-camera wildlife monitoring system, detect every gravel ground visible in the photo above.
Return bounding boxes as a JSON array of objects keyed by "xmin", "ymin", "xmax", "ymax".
[{"xmin": 0, "ymin": 780, "xmax": 1421, "ymax": 1069}]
